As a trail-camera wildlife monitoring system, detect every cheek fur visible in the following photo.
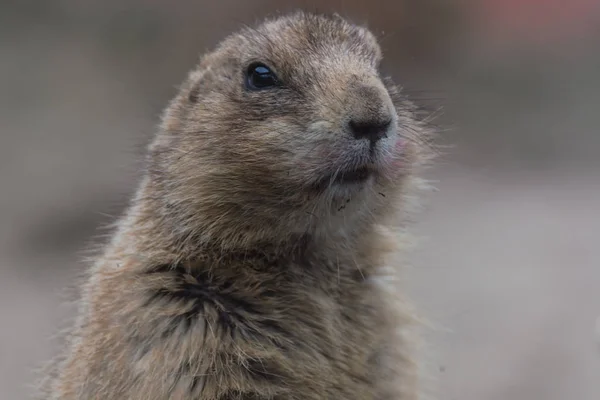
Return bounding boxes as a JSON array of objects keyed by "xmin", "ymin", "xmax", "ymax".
[{"xmin": 295, "ymin": 141, "xmax": 343, "ymax": 168}]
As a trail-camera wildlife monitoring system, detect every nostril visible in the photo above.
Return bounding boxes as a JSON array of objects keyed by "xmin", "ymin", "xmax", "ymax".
[{"xmin": 349, "ymin": 118, "xmax": 391, "ymax": 143}]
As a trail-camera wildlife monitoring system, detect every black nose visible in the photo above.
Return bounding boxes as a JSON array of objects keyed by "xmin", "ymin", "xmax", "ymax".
[{"xmin": 349, "ymin": 118, "xmax": 391, "ymax": 143}]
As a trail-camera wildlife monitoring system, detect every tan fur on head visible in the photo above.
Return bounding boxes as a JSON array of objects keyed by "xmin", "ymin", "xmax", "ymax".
[{"xmin": 42, "ymin": 11, "xmax": 435, "ymax": 400}]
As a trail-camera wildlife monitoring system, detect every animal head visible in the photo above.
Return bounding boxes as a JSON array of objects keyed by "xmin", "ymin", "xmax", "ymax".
[{"xmin": 147, "ymin": 12, "xmax": 431, "ymax": 251}]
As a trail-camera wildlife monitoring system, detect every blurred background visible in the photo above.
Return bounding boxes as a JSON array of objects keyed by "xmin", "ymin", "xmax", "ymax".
[{"xmin": 1, "ymin": 1, "xmax": 599, "ymax": 399}]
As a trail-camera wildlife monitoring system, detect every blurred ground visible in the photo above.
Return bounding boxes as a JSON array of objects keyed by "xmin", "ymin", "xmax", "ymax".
[
  {"xmin": 410, "ymin": 166, "xmax": 600, "ymax": 400},
  {"xmin": 1, "ymin": 1, "xmax": 599, "ymax": 399}
]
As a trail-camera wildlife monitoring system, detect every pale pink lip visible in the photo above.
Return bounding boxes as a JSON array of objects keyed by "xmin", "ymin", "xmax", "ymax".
[
  {"xmin": 387, "ymin": 137, "xmax": 406, "ymax": 169},
  {"xmin": 394, "ymin": 137, "xmax": 406, "ymax": 152}
]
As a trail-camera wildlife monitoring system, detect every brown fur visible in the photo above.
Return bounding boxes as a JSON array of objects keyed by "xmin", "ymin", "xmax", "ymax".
[{"xmin": 42, "ymin": 11, "xmax": 434, "ymax": 400}]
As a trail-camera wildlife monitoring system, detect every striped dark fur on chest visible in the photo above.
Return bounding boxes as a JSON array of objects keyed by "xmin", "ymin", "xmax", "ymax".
[{"xmin": 133, "ymin": 251, "xmax": 385, "ymax": 398}]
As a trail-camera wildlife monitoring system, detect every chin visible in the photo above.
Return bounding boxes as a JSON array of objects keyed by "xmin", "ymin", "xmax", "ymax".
[
  {"xmin": 319, "ymin": 172, "xmax": 380, "ymax": 210},
  {"xmin": 329, "ymin": 177, "xmax": 375, "ymax": 201}
]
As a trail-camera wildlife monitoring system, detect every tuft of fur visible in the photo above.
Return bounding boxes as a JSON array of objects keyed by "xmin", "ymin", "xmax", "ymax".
[{"xmin": 41, "ymin": 11, "xmax": 436, "ymax": 400}]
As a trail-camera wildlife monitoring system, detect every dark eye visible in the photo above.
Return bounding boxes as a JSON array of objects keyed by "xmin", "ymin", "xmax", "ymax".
[{"xmin": 245, "ymin": 63, "xmax": 279, "ymax": 90}]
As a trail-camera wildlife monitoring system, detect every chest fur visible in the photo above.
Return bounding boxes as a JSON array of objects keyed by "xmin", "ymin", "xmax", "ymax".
[{"xmin": 83, "ymin": 256, "xmax": 393, "ymax": 399}]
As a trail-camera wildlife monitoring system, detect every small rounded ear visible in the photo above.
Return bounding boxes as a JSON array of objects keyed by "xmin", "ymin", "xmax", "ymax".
[
  {"xmin": 188, "ymin": 84, "xmax": 200, "ymax": 103},
  {"xmin": 185, "ymin": 67, "xmax": 222, "ymax": 104},
  {"xmin": 331, "ymin": 12, "xmax": 345, "ymax": 21},
  {"xmin": 186, "ymin": 55, "xmax": 239, "ymax": 104},
  {"xmin": 185, "ymin": 69, "xmax": 207, "ymax": 104}
]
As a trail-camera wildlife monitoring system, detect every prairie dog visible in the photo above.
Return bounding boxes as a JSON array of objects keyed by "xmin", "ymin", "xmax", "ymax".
[{"xmin": 43, "ymin": 11, "xmax": 433, "ymax": 400}]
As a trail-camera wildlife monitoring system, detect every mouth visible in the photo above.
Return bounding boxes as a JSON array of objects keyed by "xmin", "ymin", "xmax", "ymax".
[{"xmin": 312, "ymin": 165, "xmax": 374, "ymax": 191}]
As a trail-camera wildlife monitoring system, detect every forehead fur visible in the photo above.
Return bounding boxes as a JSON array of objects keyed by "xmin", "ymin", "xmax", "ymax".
[
  {"xmin": 256, "ymin": 12, "xmax": 381, "ymax": 60},
  {"xmin": 209, "ymin": 12, "xmax": 381, "ymax": 73}
]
